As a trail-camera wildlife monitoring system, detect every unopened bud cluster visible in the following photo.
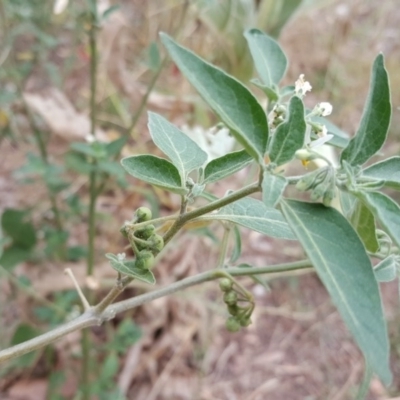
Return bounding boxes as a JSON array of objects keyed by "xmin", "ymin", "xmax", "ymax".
[
  {"xmin": 120, "ymin": 207, "xmax": 164, "ymax": 271},
  {"xmin": 296, "ymin": 166, "xmax": 336, "ymax": 206},
  {"xmin": 219, "ymin": 278, "xmax": 253, "ymax": 332},
  {"xmin": 268, "ymin": 104, "xmax": 287, "ymax": 129}
]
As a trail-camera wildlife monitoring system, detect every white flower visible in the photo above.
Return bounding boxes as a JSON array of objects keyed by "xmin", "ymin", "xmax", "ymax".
[
  {"xmin": 295, "ymin": 74, "xmax": 312, "ymax": 96},
  {"xmin": 53, "ymin": 0, "xmax": 69, "ymax": 14},
  {"xmin": 85, "ymin": 134, "xmax": 95, "ymax": 143},
  {"xmin": 181, "ymin": 125, "xmax": 235, "ymax": 161},
  {"xmin": 117, "ymin": 253, "xmax": 126, "ymax": 261},
  {"xmin": 314, "ymin": 102, "xmax": 333, "ymax": 117}
]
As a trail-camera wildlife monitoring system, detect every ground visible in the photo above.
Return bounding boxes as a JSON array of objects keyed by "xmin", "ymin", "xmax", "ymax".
[{"xmin": 1, "ymin": 1, "xmax": 400, "ymax": 399}]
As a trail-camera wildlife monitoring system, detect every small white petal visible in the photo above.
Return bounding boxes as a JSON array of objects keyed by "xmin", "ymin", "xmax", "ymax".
[
  {"xmin": 295, "ymin": 74, "xmax": 312, "ymax": 96},
  {"xmin": 85, "ymin": 134, "xmax": 95, "ymax": 143},
  {"xmin": 319, "ymin": 102, "xmax": 333, "ymax": 116},
  {"xmin": 310, "ymin": 134, "xmax": 334, "ymax": 148}
]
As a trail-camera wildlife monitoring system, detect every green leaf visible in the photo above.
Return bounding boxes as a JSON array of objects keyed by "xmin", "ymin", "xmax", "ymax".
[
  {"xmin": 311, "ymin": 116, "xmax": 349, "ymax": 149},
  {"xmin": 262, "ymin": 171, "xmax": 287, "ymax": 208},
  {"xmin": 106, "ymin": 136, "xmax": 127, "ymax": 157},
  {"xmin": 211, "ymin": 197, "xmax": 295, "ymax": 240},
  {"xmin": 361, "ymin": 191, "xmax": 400, "ymax": 248},
  {"xmin": 148, "ymin": 112, "xmax": 208, "ymax": 182},
  {"xmin": 97, "ymin": 160, "xmax": 126, "ymax": 180},
  {"xmin": 65, "ymin": 152, "xmax": 95, "ymax": 175},
  {"xmin": 147, "ymin": 42, "xmax": 161, "ymax": 71},
  {"xmin": 374, "ymin": 255, "xmax": 399, "ymax": 283},
  {"xmin": 203, "ymin": 150, "xmax": 253, "ymax": 184},
  {"xmin": 70, "ymin": 142, "xmax": 107, "ymax": 159},
  {"xmin": 11, "ymin": 323, "xmax": 40, "ymax": 367},
  {"xmin": 257, "ymin": 0, "xmax": 302, "ymax": 38},
  {"xmin": 362, "ymin": 157, "xmax": 400, "ymax": 190},
  {"xmin": 244, "ymin": 28, "xmax": 287, "ymax": 87},
  {"xmin": 340, "ymin": 54, "xmax": 391, "ymax": 166},
  {"xmin": 269, "ymin": 96, "xmax": 306, "ymax": 166},
  {"xmin": 0, "ymin": 245, "xmax": 31, "ymax": 270},
  {"xmin": 1, "ymin": 209, "xmax": 36, "ymax": 249},
  {"xmin": 121, "ymin": 155, "xmax": 187, "ymax": 195},
  {"xmin": 161, "ymin": 33, "xmax": 268, "ymax": 163},
  {"xmin": 281, "ymin": 200, "xmax": 391, "ymax": 385},
  {"xmin": 100, "ymin": 352, "xmax": 119, "ymax": 382},
  {"xmin": 105, "ymin": 253, "xmax": 155, "ymax": 284},
  {"xmin": 349, "ymin": 200, "xmax": 379, "ymax": 253},
  {"xmin": 102, "ymin": 4, "xmax": 120, "ymax": 21},
  {"xmin": 250, "ymin": 79, "xmax": 279, "ymax": 102}
]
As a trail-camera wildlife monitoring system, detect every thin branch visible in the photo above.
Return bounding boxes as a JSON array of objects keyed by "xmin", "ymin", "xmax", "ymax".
[
  {"xmin": 163, "ymin": 182, "xmax": 261, "ymax": 245},
  {"xmin": 0, "ymin": 259, "xmax": 311, "ymax": 364}
]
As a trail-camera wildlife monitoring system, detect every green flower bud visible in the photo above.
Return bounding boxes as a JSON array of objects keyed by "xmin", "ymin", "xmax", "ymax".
[
  {"xmin": 136, "ymin": 250, "xmax": 155, "ymax": 270},
  {"xmin": 295, "ymin": 149, "xmax": 315, "ymax": 162},
  {"xmin": 223, "ymin": 290, "xmax": 237, "ymax": 306},
  {"xmin": 227, "ymin": 304, "xmax": 239, "ymax": 316},
  {"xmin": 135, "ymin": 207, "xmax": 152, "ymax": 222},
  {"xmin": 322, "ymin": 188, "xmax": 336, "ymax": 207},
  {"xmin": 119, "ymin": 225, "xmax": 128, "ymax": 238},
  {"xmin": 219, "ymin": 278, "xmax": 233, "ymax": 292},
  {"xmin": 134, "ymin": 225, "xmax": 155, "ymax": 240},
  {"xmin": 149, "ymin": 233, "xmax": 164, "ymax": 254},
  {"xmin": 225, "ymin": 316, "xmax": 241, "ymax": 332},
  {"xmin": 239, "ymin": 316, "xmax": 252, "ymax": 327},
  {"xmin": 296, "ymin": 168, "xmax": 329, "ymax": 192}
]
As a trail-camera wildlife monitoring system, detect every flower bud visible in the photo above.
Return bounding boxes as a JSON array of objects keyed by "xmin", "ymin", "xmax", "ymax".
[
  {"xmin": 322, "ymin": 188, "xmax": 336, "ymax": 207},
  {"xmin": 119, "ymin": 225, "xmax": 128, "ymax": 238},
  {"xmin": 219, "ymin": 278, "xmax": 233, "ymax": 292},
  {"xmin": 134, "ymin": 225, "xmax": 155, "ymax": 240},
  {"xmin": 295, "ymin": 149, "xmax": 316, "ymax": 162},
  {"xmin": 135, "ymin": 207, "xmax": 152, "ymax": 222},
  {"xmin": 239, "ymin": 316, "xmax": 252, "ymax": 327},
  {"xmin": 223, "ymin": 290, "xmax": 238, "ymax": 306},
  {"xmin": 136, "ymin": 250, "xmax": 155, "ymax": 270},
  {"xmin": 225, "ymin": 316, "xmax": 241, "ymax": 332},
  {"xmin": 149, "ymin": 234, "xmax": 164, "ymax": 254},
  {"xmin": 227, "ymin": 304, "xmax": 239, "ymax": 316}
]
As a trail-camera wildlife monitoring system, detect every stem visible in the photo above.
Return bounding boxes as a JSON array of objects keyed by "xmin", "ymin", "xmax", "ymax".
[
  {"xmin": 82, "ymin": 2, "xmax": 98, "ymax": 398},
  {"xmin": 127, "ymin": 57, "xmax": 167, "ymax": 138},
  {"xmin": 0, "ymin": 259, "xmax": 311, "ymax": 364},
  {"xmin": 355, "ymin": 362, "xmax": 372, "ymax": 400},
  {"xmin": 87, "ymin": 171, "xmax": 97, "ymax": 277},
  {"xmin": 163, "ymin": 182, "xmax": 261, "ymax": 245}
]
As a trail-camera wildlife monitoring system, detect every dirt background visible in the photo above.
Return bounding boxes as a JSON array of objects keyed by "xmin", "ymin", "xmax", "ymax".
[{"xmin": 1, "ymin": 1, "xmax": 400, "ymax": 399}]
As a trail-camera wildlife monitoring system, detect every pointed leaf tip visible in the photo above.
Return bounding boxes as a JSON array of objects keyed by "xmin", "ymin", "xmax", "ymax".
[{"xmin": 161, "ymin": 33, "xmax": 268, "ymax": 163}]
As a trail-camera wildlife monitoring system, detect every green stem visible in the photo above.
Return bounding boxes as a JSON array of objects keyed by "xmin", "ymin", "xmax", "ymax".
[
  {"xmin": 163, "ymin": 182, "xmax": 261, "ymax": 245},
  {"xmin": 0, "ymin": 259, "xmax": 311, "ymax": 364},
  {"xmin": 82, "ymin": 2, "xmax": 98, "ymax": 398},
  {"xmin": 355, "ymin": 362, "xmax": 372, "ymax": 400},
  {"xmin": 87, "ymin": 171, "xmax": 97, "ymax": 277},
  {"xmin": 127, "ymin": 57, "xmax": 167, "ymax": 138}
]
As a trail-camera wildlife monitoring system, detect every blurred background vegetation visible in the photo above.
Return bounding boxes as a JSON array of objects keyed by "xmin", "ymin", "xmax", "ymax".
[{"xmin": 0, "ymin": 0, "xmax": 399, "ymax": 399}]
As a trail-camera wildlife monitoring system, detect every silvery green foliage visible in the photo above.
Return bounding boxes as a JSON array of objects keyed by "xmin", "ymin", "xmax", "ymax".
[{"xmin": 119, "ymin": 31, "xmax": 397, "ymax": 385}]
